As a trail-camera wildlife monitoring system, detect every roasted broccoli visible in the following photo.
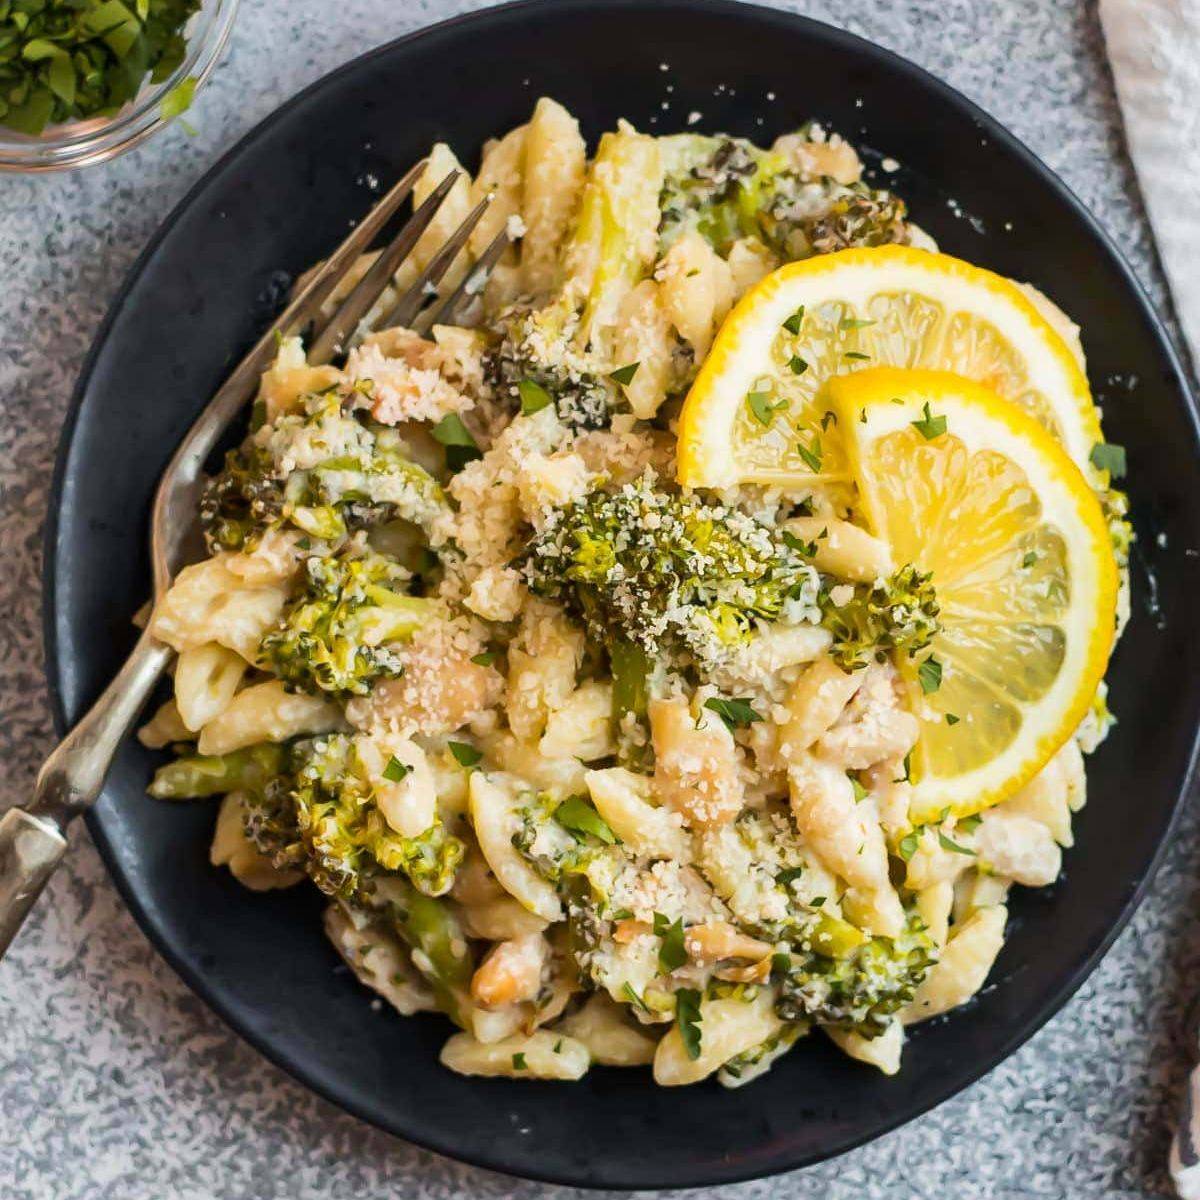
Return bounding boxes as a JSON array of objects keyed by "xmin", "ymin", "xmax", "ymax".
[
  {"xmin": 520, "ymin": 473, "xmax": 817, "ymax": 660},
  {"xmin": 775, "ymin": 913, "xmax": 937, "ymax": 1038},
  {"xmin": 488, "ymin": 302, "xmax": 613, "ymax": 432},
  {"xmin": 201, "ymin": 388, "xmax": 449, "ymax": 553},
  {"xmin": 658, "ymin": 132, "xmax": 912, "ymax": 261},
  {"xmin": 243, "ymin": 734, "xmax": 464, "ymax": 900},
  {"xmin": 258, "ymin": 549, "xmax": 434, "ymax": 698},
  {"xmin": 820, "ymin": 564, "xmax": 941, "ymax": 672},
  {"xmin": 199, "ymin": 443, "xmax": 287, "ymax": 552},
  {"xmin": 513, "ymin": 791, "xmax": 616, "ymax": 883},
  {"xmin": 659, "ymin": 134, "xmax": 780, "ymax": 254},
  {"xmin": 148, "ymin": 743, "xmax": 285, "ymax": 800}
]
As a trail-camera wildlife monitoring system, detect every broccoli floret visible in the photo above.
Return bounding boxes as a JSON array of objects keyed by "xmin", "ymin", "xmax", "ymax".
[
  {"xmin": 659, "ymin": 135, "xmax": 779, "ymax": 255},
  {"xmin": 776, "ymin": 914, "xmax": 937, "ymax": 1038},
  {"xmin": 244, "ymin": 734, "xmax": 463, "ymax": 900},
  {"xmin": 148, "ymin": 743, "xmax": 285, "ymax": 800},
  {"xmin": 658, "ymin": 132, "xmax": 912, "ymax": 262},
  {"xmin": 777, "ymin": 184, "xmax": 910, "ymax": 257},
  {"xmin": 489, "ymin": 303, "xmax": 614, "ymax": 432},
  {"xmin": 513, "ymin": 792, "xmax": 616, "ymax": 883},
  {"xmin": 258, "ymin": 548, "xmax": 433, "ymax": 699},
  {"xmin": 520, "ymin": 473, "xmax": 817, "ymax": 660},
  {"xmin": 820, "ymin": 564, "xmax": 941, "ymax": 671},
  {"xmin": 200, "ymin": 444, "xmax": 287, "ymax": 552},
  {"xmin": 201, "ymin": 389, "xmax": 450, "ymax": 553}
]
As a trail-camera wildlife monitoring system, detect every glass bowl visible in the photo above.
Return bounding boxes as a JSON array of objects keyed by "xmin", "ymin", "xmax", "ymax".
[{"xmin": 0, "ymin": 0, "xmax": 239, "ymax": 174}]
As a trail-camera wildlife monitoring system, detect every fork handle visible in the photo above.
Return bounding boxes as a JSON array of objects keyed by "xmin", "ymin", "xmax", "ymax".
[
  {"xmin": 0, "ymin": 623, "xmax": 173, "ymax": 958},
  {"xmin": 0, "ymin": 808, "xmax": 67, "ymax": 956}
]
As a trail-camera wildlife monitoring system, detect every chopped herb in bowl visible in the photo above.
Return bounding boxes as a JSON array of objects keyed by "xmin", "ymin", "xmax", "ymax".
[{"xmin": 0, "ymin": 0, "xmax": 201, "ymax": 135}]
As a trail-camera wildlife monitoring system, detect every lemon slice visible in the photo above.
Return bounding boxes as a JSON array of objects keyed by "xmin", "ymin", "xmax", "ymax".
[
  {"xmin": 677, "ymin": 246, "xmax": 1101, "ymax": 493},
  {"xmin": 829, "ymin": 367, "xmax": 1117, "ymax": 823}
]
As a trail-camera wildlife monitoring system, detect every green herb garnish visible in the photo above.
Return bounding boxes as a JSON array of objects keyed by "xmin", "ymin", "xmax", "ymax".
[
  {"xmin": 512, "ymin": 1052, "xmax": 527, "ymax": 1070},
  {"xmin": 911, "ymin": 402, "xmax": 947, "ymax": 440},
  {"xmin": 518, "ymin": 378, "xmax": 554, "ymax": 415},
  {"xmin": 653, "ymin": 913, "xmax": 688, "ymax": 973},
  {"xmin": 554, "ymin": 795, "xmax": 617, "ymax": 844},
  {"xmin": 0, "ymin": 0, "xmax": 202, "ymax": 136},
  {"xmin": 1089, "ymin": 441, "xmax": 1126, "ymax": 479},
  {"xmin": 448, "ymin": 741, "xmax": 482, "ymax": 769},
  {"xmin": 937, "ymin": 830, "xmax": 976, "ymax": 857},
  {"xmin": 382, "ymin": 756, "xmax": 410, "ymax": 784},
  {"xmin": 610, "ymin": 361, "xmax": 640, "ymax": 387},
  {"xmin": 675, "ymin": 987, "xmax": 704, "ymax": 1060},
  {"xmin": 918, "ymin": 655, "xmax": 943, "ymax": 694},
  {"xmin": 747, "ymin": 390, "xmax": 787, "ymax": 426},
  {"xmin": 783, "ymin": 306, "xmax": 805, "ymax": 335},
  {"xmin": 797, "ymin": 435, "xmax": 823, "ymax": 473},
  {"xmin": 703, "ymin": 696, "xmax": 762, "ymax": 730},
  {"xmin": 431, "ymin": 412, "xmax": 482, "ymax": 471}
]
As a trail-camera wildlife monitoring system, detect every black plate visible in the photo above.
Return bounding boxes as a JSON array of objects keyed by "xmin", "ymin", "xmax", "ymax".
[{"xmin": 44, "ymin": 0, "xmax": 1200, "ymax": 1189}]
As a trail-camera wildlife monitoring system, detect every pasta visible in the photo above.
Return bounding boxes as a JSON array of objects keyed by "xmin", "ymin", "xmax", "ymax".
[{"xmin": 142, "ymin": 100, "xmax": 1126, "ymax": 1090}]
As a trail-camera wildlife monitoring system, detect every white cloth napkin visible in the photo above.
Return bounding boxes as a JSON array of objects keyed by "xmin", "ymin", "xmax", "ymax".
[
  {"xmin": 1100, "ymin": 0, "xmax": 1200, "ymax": 367},
  {"xmin": 1099, "ymin": 6, "xmax": 1200, "ymax": 1193}
]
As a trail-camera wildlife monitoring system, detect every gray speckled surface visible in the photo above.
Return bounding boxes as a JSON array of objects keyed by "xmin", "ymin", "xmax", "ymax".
[{"xmin": 0, "ymin": 1, "xmax": 1195, "ymax": 1197}]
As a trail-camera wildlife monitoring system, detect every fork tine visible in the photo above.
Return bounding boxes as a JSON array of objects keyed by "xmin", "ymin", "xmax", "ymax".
[
  {"xmin": 306, "ymin": 168, "xmax": 465, "ymax": 365},
  {"xmin": 374, "ymin": 193, "xmax": 492, "ymax": 333},
  {"xmin": 414, "ymin": 225, "xmax": 513, "ymax": 334},
  {"xmin": 279, "ymin": 159, "xmax": 427, "ymax": 342}
]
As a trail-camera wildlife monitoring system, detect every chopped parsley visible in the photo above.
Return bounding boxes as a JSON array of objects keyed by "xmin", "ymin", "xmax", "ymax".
[
  {"xmin": 788, "ymin": 355, "xmax": 809, "ymax": 375},
  {"xmin": 945, "ymin": 712, "xmax": 960, "ymax": 725},
  {"xmin": 911, "ymin": 401, "xmax": 947, "ymax": 440},
  {"xmin": 470, "ymin": 651, "xmax": 497, "ymax": 667},
  {"xmin": 747, "ymin": 389, "xmax": 787, "ymax": 426},
  {"xmin": 675, "ymin": 987, "xmax": 704, "ymax": 1060},
  {"xmin": 1090, "ymin": 441, "xmax": 1126, "ymax": 479},
  {"xmin": 1022, "ymin": 551, "xmax": 1038, "ymax": 569},
  {"xmin": 0, "ymin": 0, "xmax": 202, "ymax": 136},
  {"xmin": 382, "ymin": 756, "xmax": 411, "ymax": 784},
  {"xmin": 431, "ymin": 412, "xmax": 482, "ymax": 471},
  {"xmin": 610, "ymin": 361, "xmax": 640, "ymax": 387},
  {"xmin": 654, "ymin": 913, "xmax": 688, "ymax": 973},
  {"xmin": 448, "ymin": 741, "xmax": 482, "ymax": 769},
  {"xmin": 783, "ymin": 306, "xmax": 806, "ymax": 335},
  {"xmin": 512, "ymin": 1052, "xmax": 527, "ymax": 1070},
  {"xmin": 898, "ymin": 830, "xmax": 920, "ymax": 861},
  {"xmin": 937, "ymin": 830, "xmax": 976, "ymax": 857},
  {"xmin": 844, "ymin": 351, "xmax": 871, "ymax": 361},
  {"xmin": 518, "ymin": 378, "xmax": 554, "ymax": 415},
  {"xmin": 850, "ymin": 775, "xmax": 868, "ymax": 802},
  {"xmin": 918, "ymin": 655, "xmax": 943, "ymax": 694},
  {"xmin": 781, "ymin": 529, "xmax": 818, "ymax": 557},
  {"xmin": 703, "ymin": 696, "xmax": 762, "ymax": 730},
  {"xmin": 796, "ymin": 435, "xmax": 823, "ymax": 473},
  {"xmin": 554, "ymin": 795, "xmax": 617, "ymax": 845}
]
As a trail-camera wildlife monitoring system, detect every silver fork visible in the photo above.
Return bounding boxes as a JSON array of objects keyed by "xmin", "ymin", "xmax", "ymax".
[{"xmin": 0, "ymin": 163, "xmax": 509, "ymax": 957}]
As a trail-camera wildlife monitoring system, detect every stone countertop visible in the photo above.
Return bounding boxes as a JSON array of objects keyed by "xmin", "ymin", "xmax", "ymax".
[{"xmin": 0, "ymin": 2, "xmax": 1195, "ymax": 1197}]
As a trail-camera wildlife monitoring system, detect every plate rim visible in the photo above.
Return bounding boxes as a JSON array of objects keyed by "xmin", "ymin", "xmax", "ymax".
[{"xmin": 41, "ymin": 0, "xmax": 1200, "ymax": 1188}]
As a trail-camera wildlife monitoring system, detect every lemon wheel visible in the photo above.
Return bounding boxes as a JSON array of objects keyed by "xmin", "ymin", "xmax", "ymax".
[
  {"xmin": 829, "ymin": 368, "xmax": 1117, "ymax": 822},
  {"xmin": 677, "ymin": 246, "xmax": 1102, "ymax": 493}
]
